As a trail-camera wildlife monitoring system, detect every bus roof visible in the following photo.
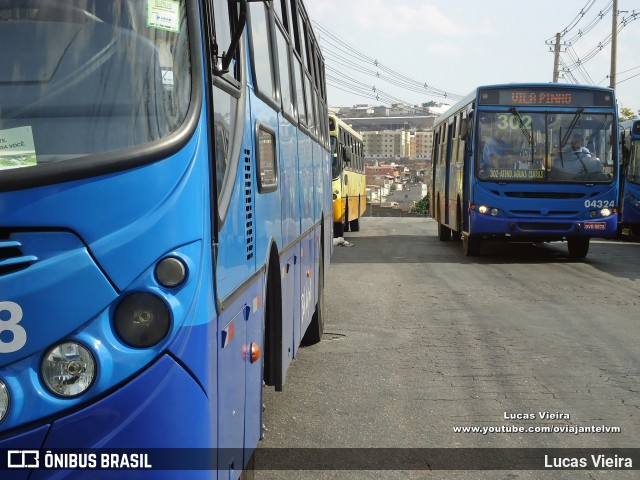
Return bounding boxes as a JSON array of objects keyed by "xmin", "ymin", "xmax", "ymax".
[{"xmin": 329, "ymin": 113, "xmax": 363, "ymax": 141}]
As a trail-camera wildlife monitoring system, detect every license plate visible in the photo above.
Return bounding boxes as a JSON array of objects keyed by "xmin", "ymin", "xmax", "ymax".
[{"xmin": 583, "ymin": 222, "xmax": 606, "ymax": 231}]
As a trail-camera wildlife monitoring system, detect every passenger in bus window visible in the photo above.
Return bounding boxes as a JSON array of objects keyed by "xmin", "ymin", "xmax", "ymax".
[{"xmin": 482, "ymin": 129, "xmax": 509, "ymax": 168}]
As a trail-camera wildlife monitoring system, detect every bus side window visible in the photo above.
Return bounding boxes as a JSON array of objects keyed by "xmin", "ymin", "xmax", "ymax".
[{"xmin": 248, "ymin": 2, "xmax": 277, "ymax": 103}]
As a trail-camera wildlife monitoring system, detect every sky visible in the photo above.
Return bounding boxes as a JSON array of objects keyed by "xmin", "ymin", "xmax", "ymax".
[{"xmin": 304, "ymin": 0, "xmax": 640, "ymax": 112}]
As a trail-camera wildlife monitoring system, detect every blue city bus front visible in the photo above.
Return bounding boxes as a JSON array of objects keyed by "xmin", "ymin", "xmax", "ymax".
[{"xmin": 466, "ymin": 84, "xmax": 619, "ymax": 257}]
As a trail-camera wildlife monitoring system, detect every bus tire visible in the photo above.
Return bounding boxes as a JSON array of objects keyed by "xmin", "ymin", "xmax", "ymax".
[
  {"xmin": 567, "ymin": 237, "xmax": 589, "ymax": 258},
  {"xmin": 349, "ymin": 198, "xmax": 361, "ymax": 231},
  {"xmin": 438, "ymin": 222, "xmax": 451, "ymax": 241},
  {"xmin": 264, "ymin": 248, "xmax": 283, "ymax": 391},
  {"xmin": 452, "ymin": 201, "xmax": 462, "ymax": 241},
  {"xmin": 462, "ymin": 233, "xmax": 481, "ymax": 256},
  {"xmin": 301, "ymin": 249, "xmax": 324, "ymax": 346}
]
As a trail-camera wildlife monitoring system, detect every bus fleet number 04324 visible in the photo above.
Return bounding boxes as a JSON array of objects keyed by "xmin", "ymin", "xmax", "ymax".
[{"xmin": 584, "ymin": 199, "xmax": 615, "ymax": 209}]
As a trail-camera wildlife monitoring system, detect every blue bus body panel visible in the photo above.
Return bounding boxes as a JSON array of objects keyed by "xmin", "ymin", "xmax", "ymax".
[
  {"xmin": 40, "ymin": 355, "xmax": 210, "ymax": 449},
  {"xmin": 621, "ymin": 182, "xmax": 640, "ymax": 225},
  {"xmin": 215, "ymin": 116, "xmax": 257, "ymax": 302},
  {"xmin": 0, "ymin": 130, "xmax": 205, "ymax": 293},
  {"xmin": 0, "ymin": 232, "xmax": 116, "ymax": 367}
]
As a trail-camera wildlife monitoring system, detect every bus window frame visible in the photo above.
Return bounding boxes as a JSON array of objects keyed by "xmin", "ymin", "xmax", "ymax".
[
  {"xmin": 247, "ymin": 1, "xmax": 280, "ymax": 111},
  {"xmin": 206, "ymin": 0, "xmax": 248, "ymax": 229},
  {"xmin": 273, "ymin": 18, "xmax": 297, "ymax": 125}
]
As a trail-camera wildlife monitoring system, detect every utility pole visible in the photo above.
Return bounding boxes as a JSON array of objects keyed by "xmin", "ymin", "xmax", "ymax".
[
  {"xmin": 552, "ymin": 32, "xmax": 562, "ymax": 83},
  {"xmin": 609, "ymin": 0, "xmax": 618, "ymax": 89}
]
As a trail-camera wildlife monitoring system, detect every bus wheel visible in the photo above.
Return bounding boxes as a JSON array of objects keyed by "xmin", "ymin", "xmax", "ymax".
[
  {"xmin": 301, "ymin": 250, "xmax": 324, "ymax": 345},
  {"xmin": 462, "ymin": 233, "xmax": 481, "ymax": 256},
  {"xmin": 567, "ymin": 237, "xmax": 589, "ymax": 258},
  {"xmin": 438, "ymin": 222, "xmax": 451, "ymax": 241},
  {"xmin": 452, "ymin": 203, "xmax": 462, "ymax": 241},
  {"xmin": 349, "ymin": 218, "xmax": 360, "ymax": 232}
]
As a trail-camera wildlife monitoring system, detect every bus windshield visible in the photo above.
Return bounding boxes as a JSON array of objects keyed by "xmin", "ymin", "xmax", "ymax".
[
  {"xmin": 0, "ymin": 0, "xmax": 191, "ymax": 170},
  {"xmin": 628, "ymin": 141, "xmax": 640, "ymax": 185},
  {"xmin": 477, "ymin": 111, "xmax": 615, "ymax": 183}
]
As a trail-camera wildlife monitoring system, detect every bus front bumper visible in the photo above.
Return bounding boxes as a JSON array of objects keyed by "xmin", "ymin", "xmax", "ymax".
[{"xmin": 469, "ymin": 210, "xmax": 618, "ymax": 239}]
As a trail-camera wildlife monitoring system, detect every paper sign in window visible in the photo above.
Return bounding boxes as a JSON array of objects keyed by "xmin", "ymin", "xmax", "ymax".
[
  {"xmin": 147, "ymin": 0, "xmax": 180, "ymax": 33},
  {"xmin": 0, "ymin": 126, "xmax": 36, "ymax": 169}
]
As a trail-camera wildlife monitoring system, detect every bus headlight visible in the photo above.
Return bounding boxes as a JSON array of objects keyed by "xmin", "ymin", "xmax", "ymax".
[
  {"xmin": 0, "ymin": 380, "xmax": 9, "ymax": 422},
  {"xmin": 478, "ymin": 205, "xmax": 488, "ymax": 214},
  {"xmin": 155, "ymin": 257, "xmax": 187, "ymax": 288},
  {"xmin": 41, "ymin": 342, "xmax": 96, "ymax": 397},
  {"xmin": 490, "ymin": 208, "xmax": 499, "ymax": 216},
  {"xmin": 114, "ymin": 293, "xmax": 171, "ymax": 348},
  {"xmin": 600, "ymin": 208, "xmax": 612, "ymax": 217}
]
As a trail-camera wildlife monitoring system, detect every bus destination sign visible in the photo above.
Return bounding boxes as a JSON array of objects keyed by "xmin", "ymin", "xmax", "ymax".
[{"xmin": 479, "ymin": 88, "xmax": 614, "ymax": 108}]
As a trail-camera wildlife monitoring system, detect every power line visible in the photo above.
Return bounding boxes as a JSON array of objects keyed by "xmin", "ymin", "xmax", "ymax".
[
  {"xmin": 554, "ymin": 0, "xmax": 598, "ymax": 39},
  {"xmin": 313, "ymin": 21, "xmax": 462, "ymax": 105}
]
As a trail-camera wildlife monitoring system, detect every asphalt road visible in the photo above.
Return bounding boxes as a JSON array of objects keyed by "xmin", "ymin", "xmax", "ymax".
[{"xmin": 255, "ymin": 217, "xmax": 639, "ymax": 479}]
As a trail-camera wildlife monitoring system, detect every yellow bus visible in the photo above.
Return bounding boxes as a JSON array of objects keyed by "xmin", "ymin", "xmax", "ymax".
[{"xmin": 329, "ymin": 114, "xmax": 366, "ymax": 236}]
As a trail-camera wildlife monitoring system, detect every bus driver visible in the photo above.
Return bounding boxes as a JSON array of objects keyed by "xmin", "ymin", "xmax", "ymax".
[{"xmin": 553, "ymin": 133, "xmax": 603, "ymax": 175}]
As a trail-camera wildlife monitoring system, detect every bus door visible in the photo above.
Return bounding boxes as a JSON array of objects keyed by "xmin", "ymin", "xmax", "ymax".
[
  {"xmin": 444, "ymin": 120, "xmax": 455, "ymax": 226},
  {"xmin": 461, "ymin": 111, "xmax": 473, "ymax": 232}
]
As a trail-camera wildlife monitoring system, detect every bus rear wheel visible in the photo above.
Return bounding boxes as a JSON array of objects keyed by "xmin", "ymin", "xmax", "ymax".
[
  {"xmin": 438, "ymin": 222, "xmax": 451, "ymax": 241},
  {"xmin": 567, "ymin": 237, "xmax": 589, "ymax": 258}
]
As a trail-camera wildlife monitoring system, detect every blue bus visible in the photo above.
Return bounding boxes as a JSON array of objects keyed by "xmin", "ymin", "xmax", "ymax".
[
  {"xmin": 431, "ymin": 83, "xmax": 619, "ymax": 258},
  {"xmin": 619, "ymin": 119, "xmax": 640, "ymax": 238},
  {"xmin": 0, "ymin": 0, "xmax": 331, "ymax": 478}
]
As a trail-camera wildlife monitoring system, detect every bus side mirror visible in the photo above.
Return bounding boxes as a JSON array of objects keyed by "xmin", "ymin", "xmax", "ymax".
[{"xmin": 214, "ymin": 0, "xmax": 248, "ymax": 75}]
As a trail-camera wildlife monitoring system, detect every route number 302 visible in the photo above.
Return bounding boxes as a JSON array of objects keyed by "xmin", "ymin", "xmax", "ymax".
[{"xmin": 0, "ymin": 301, "xmax": 27, "ymax": 354}]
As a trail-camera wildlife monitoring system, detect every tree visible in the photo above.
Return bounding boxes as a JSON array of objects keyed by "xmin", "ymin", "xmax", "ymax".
[
  {"xmin": 410, "ymin": 195, "xmax": 430, "ymax": 215},
  {"xmin": 619, "ymin": 107, "xmax": 638, "ymax": 122}
]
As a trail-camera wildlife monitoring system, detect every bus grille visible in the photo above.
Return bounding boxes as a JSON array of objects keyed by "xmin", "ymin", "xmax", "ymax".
[
  {"xmin": 517, "ymin": 222, "xmax": 573, "ymax": 231},
  {"xmin": 505, "ymin": 192, "xmax": 585, "ymax": 199}
]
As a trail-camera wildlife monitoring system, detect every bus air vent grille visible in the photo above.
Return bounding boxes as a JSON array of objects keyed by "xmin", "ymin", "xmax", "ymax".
[
  {"xmin": 0, "ymin": 237, "xmax": 37, "ymax": 275},
  {"xmin": 505, "ymin": 192, "xmax": 585, "ymax": 199},
  {"xmin": 244, "ymin": 149, "xmax": 254, "ymax": 261},
  {"xmin": 517, "ymin": 222, "xmax": 573, "ymax": 231}
]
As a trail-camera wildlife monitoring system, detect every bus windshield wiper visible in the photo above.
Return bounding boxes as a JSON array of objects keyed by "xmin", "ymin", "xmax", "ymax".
[
  {"xmin": 559, "ymin": 108, "xmax": 584, "ymax": 148},
  {"xmin": 509, "ymin": 107, "xmax": 533, "ymax": 146},
  {"xmin": 509, "ymin": 107, "xmax": 534, "ymax": 163}
]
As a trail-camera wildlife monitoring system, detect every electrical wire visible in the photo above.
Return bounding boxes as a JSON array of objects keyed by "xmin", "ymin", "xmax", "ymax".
[{"xmin": 313, "ymin": 21, "xmax": 462, "ymax": 105}]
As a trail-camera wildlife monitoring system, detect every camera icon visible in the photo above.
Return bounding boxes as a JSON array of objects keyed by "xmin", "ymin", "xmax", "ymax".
[{"xmin": 7, "ymin": 450, "xmax": 39, "ymax": 469}]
